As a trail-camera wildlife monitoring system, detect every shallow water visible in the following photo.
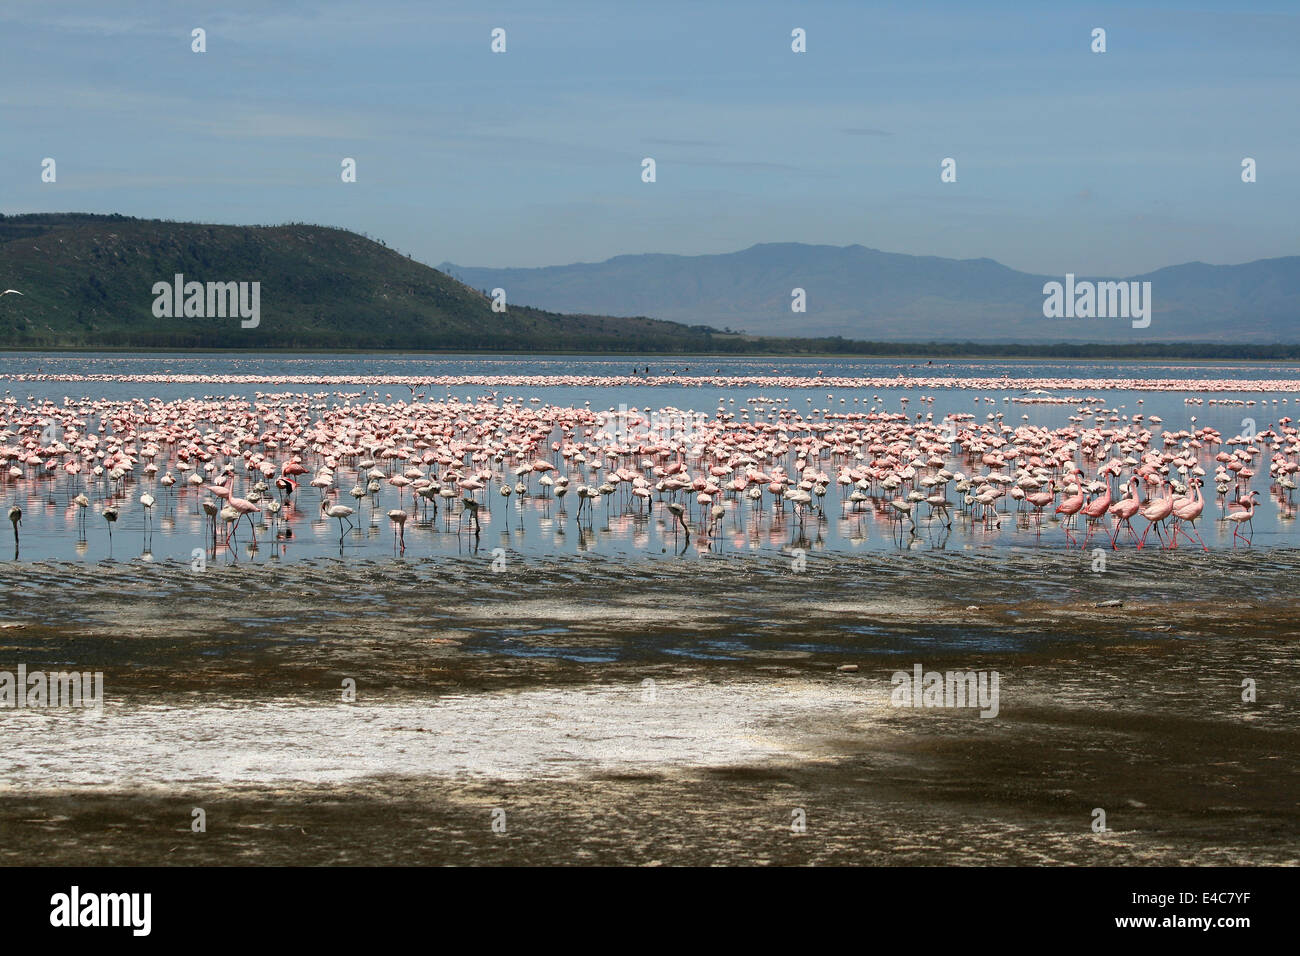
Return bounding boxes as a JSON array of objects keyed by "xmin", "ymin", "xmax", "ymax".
[{"xmin": 3, "ymin": 352, "xmax": 1299, "ymax": 565}]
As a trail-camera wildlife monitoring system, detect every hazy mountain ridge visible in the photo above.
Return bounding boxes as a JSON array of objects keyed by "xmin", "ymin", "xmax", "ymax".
[{"xmin": 441, "ymin": 243, "xmax": 1300, "ymax": 343}]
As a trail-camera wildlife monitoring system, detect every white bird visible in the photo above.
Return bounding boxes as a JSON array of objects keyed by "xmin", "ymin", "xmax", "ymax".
[
  {"xmin": 1, "ymin": 290, "xmax": 23, "ymax": 296},
  {"xmin": 321, "ymin": 500, "xmax": 355, "ymax": 540},
  {"xmin": 387, "ymin": 508, "xmax": 409, "ymax": 548}
]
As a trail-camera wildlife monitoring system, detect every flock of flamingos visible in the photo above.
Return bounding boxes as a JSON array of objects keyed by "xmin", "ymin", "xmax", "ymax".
[{"xmin": 1, "ymin": 381, "xmax": 1295, "ymax": 559}]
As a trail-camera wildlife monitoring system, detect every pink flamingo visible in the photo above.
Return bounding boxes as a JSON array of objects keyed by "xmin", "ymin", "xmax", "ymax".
[
  {"xmin": 1055, "ymin": 468, "xmax": 1085, "ymax": 546},
  {"xmin": 227, "ymin": 495, "xmax": 262, "ymax": 544},
  {"xmin": 1225, "ymin": 490, "xmax": 1259, "ymax": 546},
  {"xmin": 1024, "ymin": 480, "xmax": 1054, "ymax": 521},
  {"xmin": 1079, "ymin": 479, "xmax": 1112, "ymax": 546},
  {"xmin": 1107, "ymin": 476, "xmax": 1142, "ymax": 549},
  {"xmin": 1170, "ymin": 477, "xmax": 1208, "ymax": 551},
  {"xmin": 1137, "ymin": 479, "xmax": 1174, "ymax": 550},
  {"xmin": 275, "ymin": 476, "xmax": 298, "ymax": 507}
]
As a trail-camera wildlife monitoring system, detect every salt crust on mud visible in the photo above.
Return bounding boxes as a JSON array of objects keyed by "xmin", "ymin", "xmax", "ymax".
[{"xmin": 1, "ymin": 679, "xmax": 880, "ymax": 789}]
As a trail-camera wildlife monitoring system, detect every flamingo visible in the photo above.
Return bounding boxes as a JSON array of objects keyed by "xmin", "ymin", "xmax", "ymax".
[
  {"xmin": 1055, "ymin": 469, "xmax": 1086, "ymax": 546},
  {"xmin": 388, "ymin": 474, "xmax": 412, "ymax": 508},
  {"xmin": 1226, "ymin": 491, "xmax": 1259, "ymax": 545},
  {"xmin": 219, "ymin": 504, "xmax": 240, "ymax": 544},
  {"xmin": 665, "ymin": 501, "xmax": 689, "ymax": 537},
  {"xmin": 387, "ymin": 508, "xmax": 408, "ymax": 550},
  {"xmin": 574, "ymin": 485, "xmax": 592, "ymax": 521},
  {"xmin": 201, "ymin": 499, "xmax": 219, "ymax": 544},
  {"xmin": 265, "ymin": 497, "xmax": 282, "ymax": 536},
  {"xmin": 1107, "ymin": 477, "xmax": 1141, "ymax": 549},
  {"xmin": 227, "ymin": 495, "xmax": 261, "ymax": 545},
  {"xmin": 787, "ymin": 488, "xmax": 813, "ymax": 524},
  {"xmin": 276, "ymin": 476, "xmax": 298, "ymax": 506},
  {"xmin": 1137, "ymin": 480, "xmax": 1175, "ymax": 550},
  {"xmin": 72, "ymin": 493, "xmax": 89, "ymax": 532},
  {"xmin": 416, "ymin": 483, "xmax": 440, "ymax": 519},
  {"xmin": 1079, "ymin": 480, "xmax": 1112, "ymax": 545},
  {"xmin": 1024, "ymin": 479, "xmax": 1054, "ymax": 521},
  {"xmin": 321, "ymin": 499, "xmax": 356, "ymax": 542},
  {"xmin": 0, "ymin": 376, "xmax": 1291, "ymax": 566},
  {"xmin": 459, "ymin": 497, "xmax": 481, "ymax": 534},
  {"xmin": 889, "ymin": 497, "xmax": 916, "ymax": 534},
  {"xmin": 1170, "ymin": 477, "xmax": 1208, "ymax": 551}
]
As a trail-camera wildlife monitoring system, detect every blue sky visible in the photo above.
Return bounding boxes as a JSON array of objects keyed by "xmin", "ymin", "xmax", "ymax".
[{"xmin": 1, "ymin": 0, "xmax": 1296, "ymax": 275}]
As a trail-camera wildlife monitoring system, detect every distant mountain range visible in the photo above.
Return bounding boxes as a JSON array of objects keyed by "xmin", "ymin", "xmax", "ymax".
[
  {"xmin": 3, "ymin": 215, "xmax": 1297, "ymax": 354},
  {"xmin": 441, "ymin": 243, "xmax": 1300, "ymax": 343}
]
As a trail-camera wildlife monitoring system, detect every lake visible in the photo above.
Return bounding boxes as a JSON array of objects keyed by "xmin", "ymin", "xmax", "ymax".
[{"xmin": 2, "ymin": 351, "xmax": 1298, "ymax": 564}]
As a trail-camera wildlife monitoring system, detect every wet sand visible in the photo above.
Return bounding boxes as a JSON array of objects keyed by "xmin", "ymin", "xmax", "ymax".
[{"xmin": 1, "ymin": 552, "xmax": 1298, "ymax": 865}]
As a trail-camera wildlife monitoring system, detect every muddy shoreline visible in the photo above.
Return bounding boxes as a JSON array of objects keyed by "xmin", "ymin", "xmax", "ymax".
[{"xmin": 1, "ymin": 553, "xmax": 1297, "ymax": 865}]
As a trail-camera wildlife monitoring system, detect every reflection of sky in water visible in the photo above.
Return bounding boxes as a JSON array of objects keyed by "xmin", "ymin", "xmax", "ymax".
[{"xmin": 2, "ymin": 352, "xmax": 1299, "ymax": 564}]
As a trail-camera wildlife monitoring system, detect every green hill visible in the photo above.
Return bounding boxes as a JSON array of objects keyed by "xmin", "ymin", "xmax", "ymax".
[{"xmin": 0, "ymin": 213, "xmax": 725, "ymax": 351}]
